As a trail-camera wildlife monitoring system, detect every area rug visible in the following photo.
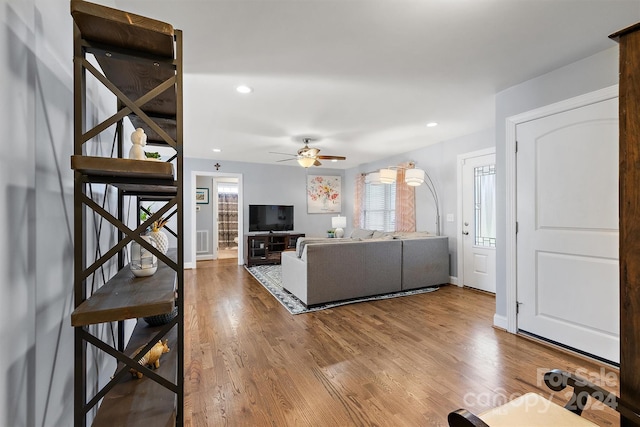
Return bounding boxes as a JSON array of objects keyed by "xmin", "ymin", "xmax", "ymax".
[{"xmin": 245, "ymin": 264, "xmax": 439, "ymax": 315}]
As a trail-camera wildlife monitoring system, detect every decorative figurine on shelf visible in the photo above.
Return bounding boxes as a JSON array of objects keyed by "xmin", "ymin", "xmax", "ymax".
[
  {"xmin": 129, "ymin": 127, "xmax": 147, "ymax": 160},
  {"xmin": 150, "ymin": 217, "xmax": 169, "ymax": 255},
  {"xmin": 130, "ymin": 339, "xmax": 170, "ymax": 379}
]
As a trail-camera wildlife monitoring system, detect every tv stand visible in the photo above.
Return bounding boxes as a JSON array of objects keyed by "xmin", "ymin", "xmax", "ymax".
[{"xmin": 245, "ymin": 232, "xmax": 305, "ymax": 267}]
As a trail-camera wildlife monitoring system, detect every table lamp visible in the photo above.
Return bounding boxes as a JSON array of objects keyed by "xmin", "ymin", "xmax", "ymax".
[{"xmin": 332, "ymin": 216, "xmax": 347, "ymax": 238}]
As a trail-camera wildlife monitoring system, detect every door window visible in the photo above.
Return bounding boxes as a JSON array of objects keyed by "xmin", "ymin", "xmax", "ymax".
[{"xmin": 474, "ymin": 164, "xmax": 496, "ymax": 247}]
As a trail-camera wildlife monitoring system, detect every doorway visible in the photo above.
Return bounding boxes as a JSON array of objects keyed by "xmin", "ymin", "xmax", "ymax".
[
  {"xmin": 457, "ymin": 148, "xmax": 496, "ymax": 293},
  {"xmin": 215, "ymin": 179, "xmax": 239, "ymax": 260},
  {"xmin": 505, "ymin": 85, "xmax": 619, "ymax": 363},
  {"xmin": 515, "ymin": 96, "xmax": 619, "ymax": 363},
  {"xmin": 192, "ymin": 171, "xmax": 244, "ymax": 266}
]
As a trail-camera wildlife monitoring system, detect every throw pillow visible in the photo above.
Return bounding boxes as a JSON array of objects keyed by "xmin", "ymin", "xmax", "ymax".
[{"xmin": 350, "ymin": 228, "xmax": 375, "ymax": 239}]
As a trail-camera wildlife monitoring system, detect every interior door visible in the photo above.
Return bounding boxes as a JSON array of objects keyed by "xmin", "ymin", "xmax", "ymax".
[
  {"xmin": 462, "ymin": 153, "xmax": 496, "ymax": 293},
  {"xmin": 516, "ymin": 97, "xmax": 619, "ymax": 363}
]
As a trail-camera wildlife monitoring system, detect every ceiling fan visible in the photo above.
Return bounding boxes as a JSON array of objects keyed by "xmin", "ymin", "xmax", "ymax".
[{"xmin": 270, "ymin": 137, "xmax": 346, "ymax": 168}]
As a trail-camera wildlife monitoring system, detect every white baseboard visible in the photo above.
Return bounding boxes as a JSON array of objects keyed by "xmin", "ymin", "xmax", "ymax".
[
  {"xmin": 196, "ymin": 254, "xmax": 214, "ymax": 261},
  {"xmin": 184, "ymin": 262, "xmax": 196, "ymax": 269},
  {"xmin": 493, "ymin": 313, "xmax": 508, "ymax": 330},
  {"xmin": 449, "ymin": 276, "xmax": 459, "ymax": 286}
]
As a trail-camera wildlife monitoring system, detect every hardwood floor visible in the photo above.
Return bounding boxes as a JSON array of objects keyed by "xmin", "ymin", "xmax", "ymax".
[{"xmin": 184, "ymin": 259, "xmax": 620, "ymax": 426}]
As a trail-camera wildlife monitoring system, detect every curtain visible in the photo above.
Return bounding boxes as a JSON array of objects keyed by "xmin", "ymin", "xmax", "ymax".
[
  {"xmin": 395, "ymin": 164, "xmax": 416, "ymax": 232},
  {"xmin": 353, "ymin": 174, "xmax": 366, "ymax": 228},
  {"xmin": 218, "ymin": 191, "xmax": 238, "ymax": 249}
]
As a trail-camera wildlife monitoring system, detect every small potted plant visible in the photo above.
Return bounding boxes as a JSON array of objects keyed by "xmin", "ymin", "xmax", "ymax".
[
  {"xmin": 327, "ymin": 229, "xmax": 335, "ymax": 238},
  {"xmin": 145, "ymin": 151, "xmax": 161, "ymax": 161}
]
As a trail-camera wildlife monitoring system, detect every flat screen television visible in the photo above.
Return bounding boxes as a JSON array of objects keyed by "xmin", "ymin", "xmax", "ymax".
[{"xmin": 249, "ymin": 204, "xmax": 294, "ymax": 232}]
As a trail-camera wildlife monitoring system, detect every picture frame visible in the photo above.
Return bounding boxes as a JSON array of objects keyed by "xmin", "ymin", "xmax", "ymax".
[
  {"xmin": 307, "ymin": 175, "xmax": 342, "ymax": 213},
  {"xmin": 195, "ymin": 187, "xmax": 209, "ymax": 204}
]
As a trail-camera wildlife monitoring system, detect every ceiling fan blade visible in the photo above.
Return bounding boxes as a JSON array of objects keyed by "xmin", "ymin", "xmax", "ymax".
[
  {"xmin": 269, "ymin": 151, "xmax": 297, "ymax": 157},
  {"xmin": 317, "ymin": 155, "xmax": 346, "ymax": 160},
  {"xmin": 276, "ymin": 158, "xmax": 296, "ymax": 162},
  {"xmin": 313, "ymin": 159, "xmax": 322, "ymax": 166}
]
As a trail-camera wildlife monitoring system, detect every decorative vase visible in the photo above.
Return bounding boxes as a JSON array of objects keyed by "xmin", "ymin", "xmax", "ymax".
[
  {"xmin": 150, "ymin": 229, "xmax": 169, "ymax": 254},
  {"xmin": 143, "ymin": 305, "xmax": 178, "ymax": 326},
  {"xmin": 130, "ymin": 235, "xmax": 158, "ymax": 277}
]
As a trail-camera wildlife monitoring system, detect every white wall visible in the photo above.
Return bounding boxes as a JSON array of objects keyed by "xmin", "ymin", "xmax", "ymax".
[
  {"xmin": 1, "ymin": 1, "xmax": 37, "ymax": 425},
  {"xmin": 494, "ymin": 46, "xmax": 620, "ymax": 318},
  {"xmin": 184, "ymin": 157, "xmax": 345, "ymax": 265},
  {"xmin": 0, "ymin": 0, "xmax": 126, "ymax": 425}
]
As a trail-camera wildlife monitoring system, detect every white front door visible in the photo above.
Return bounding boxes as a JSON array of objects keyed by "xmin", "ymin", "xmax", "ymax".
[
  {"xmin": 516, "ymin": 97, "xmax": 619, "ymax": 363},
  {"xmin": 461, "ymin": 152, "xmax": 496, "ymax": 293}
]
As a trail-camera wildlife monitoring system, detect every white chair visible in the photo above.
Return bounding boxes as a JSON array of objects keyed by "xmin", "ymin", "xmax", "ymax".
[{"xmin": 448, "ymin": 369, "xmax": 640, "ymax": 426}]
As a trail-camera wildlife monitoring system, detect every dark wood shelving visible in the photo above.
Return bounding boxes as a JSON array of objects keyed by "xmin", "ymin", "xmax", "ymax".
[
  {"xmin": 71, "ymin": 0, "xmax": 178, "ymax": 145},
  {"xmin": 245, "ymin": 233, "xmax": 305, "ymax": 267},
  {"xmin": 71, "ymin": 251, "xmax": 177, "ymax": 327},
  {"xmin": 92, "ymin": 322, "xmax": 178, "ymax": 427},
  {"xmin": 71, "ymin": 1, "xmax": 184, "ymax": 425},
  {"xmin": 71, "ymin": 0, "xmax": 175, "ymax": 57},
  {"xmin": 71, "ymin": 156, "xmax": 174, "ymax": 180}
]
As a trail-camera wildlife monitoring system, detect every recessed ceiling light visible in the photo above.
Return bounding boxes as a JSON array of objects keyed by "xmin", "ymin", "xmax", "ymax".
[
  {"xmin": 236, "ymin": 85, "xmax": 252, "ymax": 94},
  {"xmin": 212, "ymin": 148, "xmax": 221, "ymax": 152},
  {"xmin": 426, "ymin": 122, "xmax": 438, "ymax": 127},
  {"xmin": 331, "ymin": 159, "xmax": 338, "ymax": 162}
]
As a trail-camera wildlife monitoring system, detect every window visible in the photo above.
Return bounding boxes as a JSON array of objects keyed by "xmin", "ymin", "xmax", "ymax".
[
  {"xmin": 474, "ymin": 164, "xmax": 496, "ymax": 247},
  {"xmin": 364, "ymin": 182, "xmax": 396, "ymax": 231}
]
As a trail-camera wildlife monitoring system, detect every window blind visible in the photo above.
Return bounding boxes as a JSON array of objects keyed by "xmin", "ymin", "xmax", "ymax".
[{"xmin": 364, "ymin": 182, "xmax": 396, "ymax": 231}]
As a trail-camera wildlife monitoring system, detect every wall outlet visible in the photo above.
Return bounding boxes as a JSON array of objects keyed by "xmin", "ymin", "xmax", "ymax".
[{"xmin": 446, "ymin": 213, "xmax": 454, "ymax": 222}]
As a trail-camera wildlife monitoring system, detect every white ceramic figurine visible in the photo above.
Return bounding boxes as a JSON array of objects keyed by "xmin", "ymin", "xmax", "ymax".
[{"xmin": 129, "ymin": 128, "xmax": 147, "ymax": 160}]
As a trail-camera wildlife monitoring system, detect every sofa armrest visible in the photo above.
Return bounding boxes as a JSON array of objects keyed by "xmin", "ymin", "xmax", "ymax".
[
  {"xmin": 401, "ymin": 236, "xmax": 449, "ymax": 290},
  {"xmin": 281, "ymin": 251, "xmax": 308, "ymax": 304}
]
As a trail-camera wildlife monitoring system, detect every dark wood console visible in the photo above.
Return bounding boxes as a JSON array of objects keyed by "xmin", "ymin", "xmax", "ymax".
[{"xmin": 245, "ymin": 233, "xmax": 305, "ymax": 267}]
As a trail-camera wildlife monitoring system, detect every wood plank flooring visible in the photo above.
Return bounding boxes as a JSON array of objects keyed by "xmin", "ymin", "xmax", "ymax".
[{"xmin": 184, "ymin": 259, "xmax": 620, "ymax": 426}]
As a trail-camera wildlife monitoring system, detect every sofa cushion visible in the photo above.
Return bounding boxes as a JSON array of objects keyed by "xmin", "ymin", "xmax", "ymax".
[{"xmin": 372, "ymin": 230, "xmax": 394, "ymax": 239}]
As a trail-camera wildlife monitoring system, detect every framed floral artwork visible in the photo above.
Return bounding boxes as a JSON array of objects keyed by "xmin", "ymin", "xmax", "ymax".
[{"xmin": 307, "ymin": 175, "xmax": 341, "ymax": 213}]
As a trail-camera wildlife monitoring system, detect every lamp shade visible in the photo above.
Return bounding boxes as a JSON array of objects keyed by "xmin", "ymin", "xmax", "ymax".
[
  {"xmin": 366, "ymin": 172, "xmax": 381, "ymax": 185},
  {"xmin": 297, "ymin": 156, "xmax": 316, "ymax": 168},
  {"xmin": 405, "ymin": 168, "xmax": 425, "ymax": 186},
  {"xmin": 379, "ymin": 168, "xmax": 397, "ymax": 184},
  {"xmin": 331, "ymin": 216, "xmax": 347, "ymax": 229}
]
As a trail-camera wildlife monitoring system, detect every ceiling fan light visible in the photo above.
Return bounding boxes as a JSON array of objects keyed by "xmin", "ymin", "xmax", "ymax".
[
  {"xmin": 298, "ymin": 157, "xmax": 316, "ymax": 168},
  {"xmin": 405, "ymin": 168, "xmax": 425, "ymax": 186},
  {"xmin": 379, "ymin": 168, "xmax": 397, "ymax": 184}
]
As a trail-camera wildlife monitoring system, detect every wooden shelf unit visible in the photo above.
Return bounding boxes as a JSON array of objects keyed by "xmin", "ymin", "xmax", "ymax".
[
  {"xmin": 245, "ymin": 233, "xmax": 305, "ymax": 267},
  {"xmin": 71, "ymin": 250, "xmax": 177, "ymax": 327},
  {"xmin": 71, "ymin": 1, "xmax": 183, "ymax": 426}
]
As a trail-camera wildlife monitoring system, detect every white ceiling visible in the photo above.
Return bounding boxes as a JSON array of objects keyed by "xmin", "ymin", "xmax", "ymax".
[{"xmin": 114, "ymin": 0, "xmax": 640, "ymax": 169}]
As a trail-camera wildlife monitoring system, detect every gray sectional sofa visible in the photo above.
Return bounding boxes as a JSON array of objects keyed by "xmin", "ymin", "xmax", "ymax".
[{"xmin": 281, "ymin": 230, "xmax": 449, "ymax": 306}]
